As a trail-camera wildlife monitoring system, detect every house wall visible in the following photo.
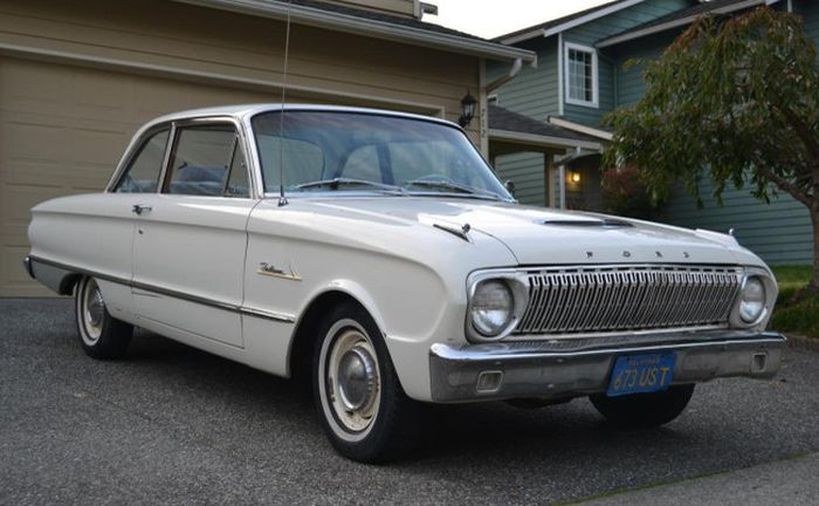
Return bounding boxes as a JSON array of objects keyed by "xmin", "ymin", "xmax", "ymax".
[
  {"xmin": 611, "ymin": 31, "xmax": 680, "ymax": 107},
  {"xmin": 489, "ymin": 0, "xmax": 689, "ymax": 211},
  {"xmin": 487, "ymin": 38, "xmax": 558, "ymax": 121},
  {"xmin": 488, "ymin": 37, "xmax": 554, "ymax": 206},
  {"xmin": 561, "ymin": 0, "xmax": 690, "ymax": 127},
  {"xmin": 493, "ymin": 152, "xmax": 547, "ymax": 206},
  {"xmin": 0, "ymin": 0, "xmax": 485, "ymax": 295},
  {"xmin": 650, "ymin": 0, "xmax": 815, "ymax": 266}
]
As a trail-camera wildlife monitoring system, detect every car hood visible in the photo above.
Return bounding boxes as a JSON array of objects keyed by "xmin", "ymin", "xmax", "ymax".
[{"xmin": 304, "ymin": 197, "xmax": 758, "ymax": 266}]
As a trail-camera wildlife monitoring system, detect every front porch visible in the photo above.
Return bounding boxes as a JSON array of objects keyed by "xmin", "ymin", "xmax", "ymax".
[{"xmin": 487, "ymin": 105, "xmax": 609, "ymax": 210}]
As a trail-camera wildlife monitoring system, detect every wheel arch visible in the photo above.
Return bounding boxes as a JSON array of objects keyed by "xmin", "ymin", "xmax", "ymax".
[{"xmin": 288, "ymin": 286, "xmax": 386, "ymax": 383}]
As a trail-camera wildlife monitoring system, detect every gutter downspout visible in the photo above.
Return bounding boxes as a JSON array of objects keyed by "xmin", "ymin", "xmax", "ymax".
[{"xmin": 486, "ymin": 57, "xmax": 524, "ymax": 92}]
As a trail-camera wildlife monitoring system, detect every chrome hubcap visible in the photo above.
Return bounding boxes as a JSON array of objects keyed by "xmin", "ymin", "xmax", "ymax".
[
  {"xmin": 337, "ymin": 346, "xmax": 377, "ymax": 412},
  {"xmin": 81, "ymin": 278, "xmax": 104, "ymax": 342},
  {"xmin": 323, "ymin": 325, "xmax": 381, "ymax": 435},
  {"xmin": 87, "ymin": 289, "xmax": 105, "ymax": 328}
]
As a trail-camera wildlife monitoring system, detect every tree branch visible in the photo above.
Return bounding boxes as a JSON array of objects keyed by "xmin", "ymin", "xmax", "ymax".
[{"xmin": 755, "ymin": 163, "xmax": 812, "ymax": 207}]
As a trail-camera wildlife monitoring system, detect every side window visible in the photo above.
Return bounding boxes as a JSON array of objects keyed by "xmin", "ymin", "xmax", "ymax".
[
  {"xmin": 115, "ymin": 129, "xmax": 170, "ymax": 193},
  {"xmin": 225, "ymin": 142, "xmax": 250, "ymax": 198},
  {"xmin": 166, "ymin": 125, "xmax": 237, "ymax": 196}
]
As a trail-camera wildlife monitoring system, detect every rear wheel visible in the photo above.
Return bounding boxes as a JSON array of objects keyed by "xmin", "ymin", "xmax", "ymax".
[
  {"xmin": 74, "ymin": 276, "xmax": 133, "ymax": 359},
  {"xmin": 589, "ymin": 384, "xmax": 695, "ymax": 429},
  {"xmin": 313, "ymin": 302, "xmax": 420, "ymax": 463}
]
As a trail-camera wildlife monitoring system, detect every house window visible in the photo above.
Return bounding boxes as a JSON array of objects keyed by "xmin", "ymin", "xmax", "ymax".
[{"xmin": 565, "ymin": 43, "xmax": 598, "ymax": 107}]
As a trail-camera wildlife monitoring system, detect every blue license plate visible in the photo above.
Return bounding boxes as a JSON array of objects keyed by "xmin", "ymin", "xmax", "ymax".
[{"xmin": 606, "ymin": 352, "xmax": 676, "ymax": 397}]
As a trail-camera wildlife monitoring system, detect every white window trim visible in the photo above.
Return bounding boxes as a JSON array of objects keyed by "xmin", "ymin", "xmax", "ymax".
[{"xmin": 564, "ymin": 42, "xmax": 599, "ymax": 108}]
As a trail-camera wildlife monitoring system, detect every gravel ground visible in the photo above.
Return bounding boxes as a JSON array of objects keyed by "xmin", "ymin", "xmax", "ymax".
[{"xmin": 1, "ymin": 298, "xmax": 818, "ymax": 505}]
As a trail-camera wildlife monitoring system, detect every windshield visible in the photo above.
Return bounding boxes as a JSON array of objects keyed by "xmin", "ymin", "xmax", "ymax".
[{"xmin": 251, "ymin": 111, "xmax": 512, "ymax": 200}]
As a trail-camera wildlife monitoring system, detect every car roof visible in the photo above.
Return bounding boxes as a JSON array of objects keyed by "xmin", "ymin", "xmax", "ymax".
[{"xmin": 144, "ymin": 103, "xmax": 460, "ymax": 130}]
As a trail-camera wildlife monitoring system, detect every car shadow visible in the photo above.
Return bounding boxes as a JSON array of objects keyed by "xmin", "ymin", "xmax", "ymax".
[{"xmin": 124, "ymin": 328, "xmax": 711, "ymax": 468}]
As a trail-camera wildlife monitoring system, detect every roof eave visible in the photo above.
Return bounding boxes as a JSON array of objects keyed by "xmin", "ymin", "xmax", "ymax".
[
  {"xmin": 489, "ymin": 128, "xmax": 603, "ymax": 152},
  {"xmin": 496, "ymin": 0, "xmax": 647, "ymax": 46},
  {"xmin": 172, "ymin": 0, "xmax": 536, "ymax": 63},
  {"xmin": 547, "ymin": 116, "xmax": 613, "ymax": 141},
  {"xmin": 597, "ymin": 0, "xmax": 781, "ymax": 48}
]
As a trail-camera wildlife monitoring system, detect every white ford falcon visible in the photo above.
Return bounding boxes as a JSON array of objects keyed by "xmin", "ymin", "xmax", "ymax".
[{"xmin": 26, "ymin": 104, "xmax": 785, "ymax": 462}]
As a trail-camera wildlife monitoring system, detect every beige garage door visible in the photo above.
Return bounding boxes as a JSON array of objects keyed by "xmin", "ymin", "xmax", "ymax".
[{"xmin": 0, "ymin": 57, "xmax": 307, "ymax": 296}]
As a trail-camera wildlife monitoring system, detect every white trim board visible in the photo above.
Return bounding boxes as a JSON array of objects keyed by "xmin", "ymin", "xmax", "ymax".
[
  {"xmin": 498, "ymin": 0, "xmax": 647, "ymax": 45},
  {"xmin": 547, "ymin": 116, "xmax": 613, "ymax": 141},
  {"xmin": 557, "ymin": 32, "xmax": 564, "ymax": 116},
  {"xmin": 563, "ymin": 42, "xmax": 599, "ymax": 108},
  {"xmin": 489, "ymin": 129, "xmax": 603, "ymax": 152}
]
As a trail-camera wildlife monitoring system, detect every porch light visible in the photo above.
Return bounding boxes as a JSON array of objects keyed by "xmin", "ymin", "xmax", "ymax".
[
  {"xmin": 458, "ymin": 91, "xmax": 477, "ymax": 128},
  {"xmin": 569, "ymin": 171, "xmax": 582, "ymax": 184}
]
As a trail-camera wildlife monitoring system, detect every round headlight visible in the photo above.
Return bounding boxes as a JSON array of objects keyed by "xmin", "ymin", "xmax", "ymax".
[
  {"xmin": 739, "ymin": 276, "xmax": 766, "ymax": 323},
  {"xmin": 470, "ymin": 279, "xmax": 514, "ymax": 337}
]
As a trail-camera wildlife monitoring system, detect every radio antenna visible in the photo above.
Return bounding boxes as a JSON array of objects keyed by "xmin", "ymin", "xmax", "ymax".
[{"xmin": 277, "ymin": 0, "xmax": 293, "ymax": 207}]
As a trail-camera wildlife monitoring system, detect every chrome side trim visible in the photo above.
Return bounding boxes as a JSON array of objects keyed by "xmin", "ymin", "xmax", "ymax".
[
  {"xmin": 27, "ymin": 255, "xmax": 295, "ymax": 323},
  {"xmin": 429, "ymin": 330, "xmax": 786, "ymax": 402}
]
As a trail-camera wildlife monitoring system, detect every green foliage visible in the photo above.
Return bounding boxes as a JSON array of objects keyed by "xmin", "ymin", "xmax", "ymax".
[
  {"xmin": 604, "ymin": 7, "xmax": 819, "ymax": 290},
  {"xmin": 769, "ymin": 266, "xmax": 816, "ymax": 337},
  {"xmin": 772, "ymin": 292, "xmax": 819, "ymax": 338}
]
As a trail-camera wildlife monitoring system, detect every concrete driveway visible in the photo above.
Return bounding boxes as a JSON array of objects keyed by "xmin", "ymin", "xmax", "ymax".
[{"xmin": 2, "ymin": 298, "xmax": 818, "ymax": 505}]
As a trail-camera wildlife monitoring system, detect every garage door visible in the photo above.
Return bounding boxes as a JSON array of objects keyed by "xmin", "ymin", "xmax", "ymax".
[{"xmin": 0, "ymin": 57, "xmax": 303, "ymax": 296}]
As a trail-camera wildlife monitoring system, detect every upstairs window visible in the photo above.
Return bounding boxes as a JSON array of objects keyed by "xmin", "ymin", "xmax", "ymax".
[{"xmin": 565, "ymin": 43, "xmax": 598, "ymax": 107}]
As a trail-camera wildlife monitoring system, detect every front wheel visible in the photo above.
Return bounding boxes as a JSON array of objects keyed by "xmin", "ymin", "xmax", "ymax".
[
  {"xmin": 74, "ymin": 276, "xmax": 133, "ymax": 359},
  {"xmin": 589, "ymin": 384, "xmax": 695, "ymax": 429},
  {"xmin": 313, "ymin": 302, "xmax": 420, "ymax": 463}
]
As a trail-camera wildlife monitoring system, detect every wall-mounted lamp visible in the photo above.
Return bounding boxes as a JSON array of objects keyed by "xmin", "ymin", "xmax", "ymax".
[
  {"xmin": 569, "ymin": 171, "xmax": 582, "ymax": 184},
  {"xmin": 458, "ymin": 91, "xmax": 477, "ymax": 128}
]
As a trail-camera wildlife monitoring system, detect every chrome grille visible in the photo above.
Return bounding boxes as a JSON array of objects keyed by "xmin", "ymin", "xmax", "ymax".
[{"xmin": 515, "ymin": 265, "xmax": 742, "ymax": 336}]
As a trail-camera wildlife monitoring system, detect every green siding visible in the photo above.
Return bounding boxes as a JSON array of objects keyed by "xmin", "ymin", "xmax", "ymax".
[
  {"xmin": 651, "ymin": 0, "xmax": 818, "ymax": 266},
  {"xmin": 612, "ymin": 31, "xmax": 681, "ymax": 107},
  {"xmin": 488, "ymin": 38, "xmax": 559, "ymax": 121},
  {"xmin": 488, "ymin": 0, "xmax": 817, "ymax": 265},
  {"xmin": 796, "ymin": 0, "xmax": 819, "ymax": 42},
  {"xmin": 664, "ymin": 179, "xmax": 812, "ymax": 265},
  {"xmin": 562, "ymin": 0, "xmax": 690, "ymax": 127},
  {"xmin": 493, "ymin": 152, "xmax": 547, "ymax": 206}
]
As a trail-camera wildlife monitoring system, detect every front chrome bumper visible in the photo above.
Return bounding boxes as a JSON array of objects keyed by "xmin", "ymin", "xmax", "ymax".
[{"xmin": 429, "ymin": 330, "xmax": 786, "ymax": 402}]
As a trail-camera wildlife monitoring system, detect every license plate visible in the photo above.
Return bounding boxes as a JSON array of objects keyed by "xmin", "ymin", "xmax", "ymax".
[{"xmin": 606, "ymin": 352, "xmax": 676, "ymax": 397}]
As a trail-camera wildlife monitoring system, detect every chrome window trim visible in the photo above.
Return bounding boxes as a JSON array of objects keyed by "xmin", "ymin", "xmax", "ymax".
[
  {"xmin": 159, "ymin": 117, "xmax": 260, "ymax": 200},
  {"xmin": 108, "ymin": 123, "xmax": 173, "ymax": 194},
  {"xmin": 27, "ymin": 255, "xmax": 294, "ymax": 324},
  {"xmin": 107, "ymin": 115, "xmax": 263, "ymax": 200}
]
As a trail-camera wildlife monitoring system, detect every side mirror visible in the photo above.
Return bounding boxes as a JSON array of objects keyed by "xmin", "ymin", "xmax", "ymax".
[{"xmin": 505, "ymin": 180, "xmax": 516, "ymax": 197}]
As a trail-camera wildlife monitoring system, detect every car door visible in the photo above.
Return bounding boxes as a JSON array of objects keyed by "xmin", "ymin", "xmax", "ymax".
[
  {"xmin": 131, "ymin": 119, "xmax": 257, "ymax": 348},
  {"xmin": 96, "ymin": 126, "xmax": 172, "ymax": 318}
]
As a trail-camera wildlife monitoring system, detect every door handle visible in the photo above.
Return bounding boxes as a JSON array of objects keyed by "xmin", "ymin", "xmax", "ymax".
[{"xmin": 132, "ymin": 204, "xmax": 152, "ymax": 215}]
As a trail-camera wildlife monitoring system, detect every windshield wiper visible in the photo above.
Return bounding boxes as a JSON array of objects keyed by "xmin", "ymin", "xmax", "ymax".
[
  {"xmin": 403, "ymin": 179, "xmax": 504, "ymax": 200},
  {"xmin": 294, "ymin": 177, "xmax": 405, "ymax": 193}
]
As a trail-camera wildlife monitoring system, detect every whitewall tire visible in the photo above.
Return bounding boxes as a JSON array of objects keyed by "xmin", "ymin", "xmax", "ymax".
[
  {"xmin": 313, "ymin": 302, "xmax": 421, "ymax": 463},
  {"xmin": 74, "ymin": 276, "xmax": 133, "ymax": 359}
]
